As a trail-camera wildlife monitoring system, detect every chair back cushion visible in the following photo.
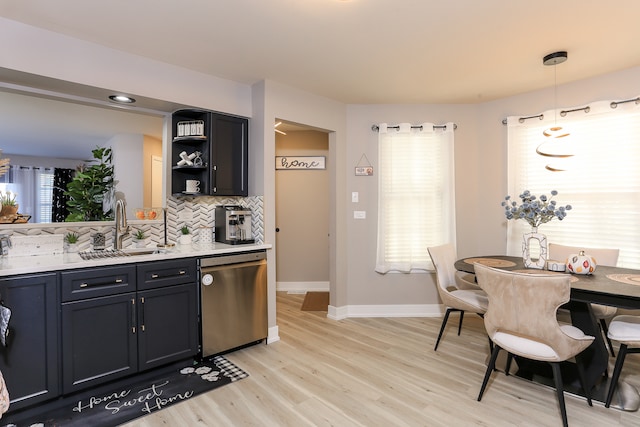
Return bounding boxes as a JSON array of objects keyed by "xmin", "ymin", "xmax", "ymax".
[
  {"xmin": 474, "ymin": 263, "xmax": 593, "ymax": 362},
  {"xmin": 548, "ymin": 243, "xmax": 619, "ymax": 267},
  {"xmin": 428, "ymin": 244, "xmax": 488, "ymax": 313},
  {"xmin": 427, "ymin": 244, "xmax": 458, "ymax": 295}
]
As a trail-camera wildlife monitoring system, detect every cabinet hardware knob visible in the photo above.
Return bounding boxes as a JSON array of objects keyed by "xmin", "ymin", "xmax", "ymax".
[
  {"xmin": 151, "ymin": 274, "xmax": 159, "ymax": 279},
  {"xmin": 80, "ymin": 283, "xmax": 88, "ymax": 288},
  {"xmin": 115, "ymin": 279, "xmax": 123, "ymax": 283},
  {"xmin": 179, "ymin": 270, "xmax": 186, "ymax": 275}
]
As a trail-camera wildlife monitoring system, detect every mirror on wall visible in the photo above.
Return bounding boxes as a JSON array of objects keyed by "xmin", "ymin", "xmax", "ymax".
[{"xmin": 0, "ymin": 68, "xmax": 192, "ymax": 224}]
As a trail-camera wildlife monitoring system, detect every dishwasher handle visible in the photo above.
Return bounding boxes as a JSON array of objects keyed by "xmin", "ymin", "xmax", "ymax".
[{"xmin": 200, "ymin": 251, "xmax": 266, "ymax": 268}]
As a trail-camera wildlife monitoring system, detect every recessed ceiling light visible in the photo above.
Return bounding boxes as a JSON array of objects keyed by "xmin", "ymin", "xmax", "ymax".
[{"xmin": 108, "ymin": 94, "xmax": 136, "ymax": 104}]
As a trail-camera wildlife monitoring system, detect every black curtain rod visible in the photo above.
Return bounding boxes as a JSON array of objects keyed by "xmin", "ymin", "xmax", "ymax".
[
  {"xmin": 502, "ymin": 95, "xmax": 640, "ymax": 125},
  {"xmin": 371, "ymin": 123, "xmax": 457, "ymax": 132}
]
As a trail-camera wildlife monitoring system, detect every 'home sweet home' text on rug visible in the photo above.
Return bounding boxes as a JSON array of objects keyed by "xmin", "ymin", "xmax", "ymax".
[{"xmin": 7, "ymin": 356, "xmax": 248, "ymax": 427}]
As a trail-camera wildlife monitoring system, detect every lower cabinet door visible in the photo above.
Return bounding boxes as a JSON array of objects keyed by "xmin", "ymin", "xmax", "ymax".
[
  {"xmin": 0, "ymin": 273, "xmax": 58, "ymax": 411},
  {"xmin": 137, "ymin": 283, "xmax": 198, "ymax": 371},
  {"xmin": 61, "ymin": 292, "xmax": 137, "ymax": 394}
]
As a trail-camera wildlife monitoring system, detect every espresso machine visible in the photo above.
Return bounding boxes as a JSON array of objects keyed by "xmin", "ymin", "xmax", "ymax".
[{"xmin": 215, "ymin": 205, "xmax": 255, "ymax": 245}]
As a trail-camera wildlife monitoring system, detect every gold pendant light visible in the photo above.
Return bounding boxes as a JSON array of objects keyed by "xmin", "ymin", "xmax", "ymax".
[{"xmin": 537, "ymin": 51, "xmax": 573, "ymax": 171}]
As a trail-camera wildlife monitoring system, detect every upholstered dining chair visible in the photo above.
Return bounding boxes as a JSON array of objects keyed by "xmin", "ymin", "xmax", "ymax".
[
  {"xmin": 604, "ymin": 315, "xmax": 640, "ymax": 408},
  {"xmin": 474, "ymin": 264, "xmax": 595, "ymax": 427},
  {"xmin": 549, "ymin": 243, "xmax": 620, "ymax": 357},
  {"xmin": 427, "ymin": 244, "xmax": 488, "ymax": 351}
]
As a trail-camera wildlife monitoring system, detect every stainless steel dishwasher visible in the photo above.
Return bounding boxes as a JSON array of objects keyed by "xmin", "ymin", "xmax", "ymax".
[{"xmin": 199, "ymin": 251, "xmax": 267, "ymax": 357}]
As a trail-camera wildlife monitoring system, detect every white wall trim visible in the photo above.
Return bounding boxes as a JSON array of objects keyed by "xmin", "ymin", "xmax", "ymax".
[
  {"xmin": 267, "ymin": 325, "xmax": 280, "ymax": 344},
  {"xmin": 327, "ymin": 303, "xmax": 443, "ymax": 320},
  {"xmin": 276, "ymin": 281, "xmax": 330, "ymax": 293}
]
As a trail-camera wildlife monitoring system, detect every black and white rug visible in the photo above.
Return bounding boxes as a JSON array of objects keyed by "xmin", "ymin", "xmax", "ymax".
[{"xmin": 4, "ymin": 356, "xmax": 248, "ymax": 427}]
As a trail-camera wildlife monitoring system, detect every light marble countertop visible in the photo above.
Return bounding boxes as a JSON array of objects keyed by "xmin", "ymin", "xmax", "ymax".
[{"xmin": 0, "ymin": 242, "xmax": 272, "ymax": 277}]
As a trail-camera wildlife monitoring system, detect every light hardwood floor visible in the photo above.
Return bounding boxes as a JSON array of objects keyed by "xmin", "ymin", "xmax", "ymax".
[{"xmin": 125, "ymin": 292, "xmax": 640, "ymax": 426}]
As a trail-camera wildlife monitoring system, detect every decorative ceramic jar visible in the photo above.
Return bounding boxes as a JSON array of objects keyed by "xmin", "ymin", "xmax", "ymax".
[
  {"xmin": 566, "ymin": 251, "xmax": 597, "ymax": 275},
  {"xmin": 522, "ymin": 227, "xmax": 548, "ymax": 269},
  {"xmin": 133, "ymin": 238, "xmax": 146, "ymax": 248},
  {"xmin": 178, "ymin": 234, "xmax": 192, "ymax": 245}
]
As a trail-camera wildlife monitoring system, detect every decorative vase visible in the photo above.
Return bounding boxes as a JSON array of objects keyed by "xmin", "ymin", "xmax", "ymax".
[
  {"xmin": 522, "ymin": 227, "xmax": 548, "ymax": 269},
  {"xmin": 67, "ymin": 243, "xmax": 79, "ymax": 253},
  {"xmin": 179, "ymin": 234, "xmax": 192, "ymax": 245},
  {"xmin": 133, "ymin": 238, "xmax": 146, "ymax": 248}
]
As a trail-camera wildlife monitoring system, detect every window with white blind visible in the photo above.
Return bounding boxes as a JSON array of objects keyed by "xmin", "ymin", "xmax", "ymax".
[
  {"xmin": 375, "ymin": 123, "xmax": 456, "ymax": 273},
  {"xmin": 506, "ymin": 99, "xmax": 640, "ymax": 268},
  {"xmin": 0, "ymin": 166, "xmax": 54, "ymax": 223}
]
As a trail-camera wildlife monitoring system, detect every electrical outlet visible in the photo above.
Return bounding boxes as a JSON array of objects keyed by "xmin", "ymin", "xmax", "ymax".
[
  {"xmin": 354, "ymin": 211, "xmax": 366, "ymax": 219},
  {"xmin": 178, "ymin": 210, "xmax": 194, "ymax": 221},
  {"xmin": 352, "ymin": 192, "xmax": 359, "ymax": 203}
]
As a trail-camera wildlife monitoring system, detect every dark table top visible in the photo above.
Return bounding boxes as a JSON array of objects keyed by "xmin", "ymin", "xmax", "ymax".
[{"xmin": 455, "ymin": 255, "xmax": 640, "ymax": 310}]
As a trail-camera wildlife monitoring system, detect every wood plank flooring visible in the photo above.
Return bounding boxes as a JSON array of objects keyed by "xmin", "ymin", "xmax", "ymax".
[{"xmin": 124, "ymin": 292, "xmax": 640, "ymax": 426}]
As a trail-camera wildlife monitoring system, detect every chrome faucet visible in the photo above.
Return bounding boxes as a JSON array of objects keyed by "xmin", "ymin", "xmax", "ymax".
[{"xmin": 114, "ymin": 199, "xmax": 130, "ymax": 250}]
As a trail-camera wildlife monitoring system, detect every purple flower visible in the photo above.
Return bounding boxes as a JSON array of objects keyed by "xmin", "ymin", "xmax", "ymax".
[{"xmin": 501, "ymin": 190, "xmax": 571, "ymax": 228}]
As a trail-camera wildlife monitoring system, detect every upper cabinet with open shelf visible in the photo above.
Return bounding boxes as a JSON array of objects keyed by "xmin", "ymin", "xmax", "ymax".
[{"xmin": 171, "ymin": 109, "xmax": 248, "ymax": 197}]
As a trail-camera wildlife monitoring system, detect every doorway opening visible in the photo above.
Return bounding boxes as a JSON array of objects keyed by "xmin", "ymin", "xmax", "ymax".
[{"xmin": 274, "ymin": 119, "xmax": 330, "ymax": 309}]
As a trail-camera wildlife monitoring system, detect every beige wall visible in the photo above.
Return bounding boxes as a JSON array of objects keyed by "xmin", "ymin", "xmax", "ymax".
[
  {"xmin": 275, "ymin": 130, "xmax": 329, "ymax": 284},
  {"xmin": 346, "ymin": 104, "xmax": 479, "ymax": 306},
  {"xmin": 4, "ymin": 17, "xmax": 640, "ymax": 319},
  {"xmin": 143, "ymin": 135, "xmax": 162, "ymax": 207},
  {"xmin": 344, "ymin": 66, "xmax": 640, "ymax": 311}
]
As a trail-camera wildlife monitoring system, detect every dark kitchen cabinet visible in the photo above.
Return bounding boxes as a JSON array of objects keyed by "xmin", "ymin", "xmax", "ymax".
[
  {"xmin": 0, "ymin": 273, "xmax": 58, "ymax": 411},
  {"xmin": 137, "ymin": 283, "xmax": 198, "ymax": 371},
  {"xmin": 61, "ymin": 292, "xmax": 137, "ymax": 394},
  {"xmin": 210, "ymin": 113, "xmax": 248, "ymax": 196},
  {"xmin": 137, "ymin": 259, "xmax": 198, "ymax": 371},
  {"xmin": 60, "ymin": 265, "xmax": 137, "ymax": 394},
  {"xmin": 171, "ymin": 109, "xmax": 211, "ymax": 196},
  {"xmin": 171, "ymin": 109, "xmax": 248, "ymax": 197},
  {"xmin": 61, "ymin": 260, "xmax": 198, "ymax": 394}
]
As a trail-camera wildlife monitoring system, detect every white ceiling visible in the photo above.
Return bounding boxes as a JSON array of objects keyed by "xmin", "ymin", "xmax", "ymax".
[{"xmin": 2, "ymin": 0, "xmax": 640, "ymax": 104}]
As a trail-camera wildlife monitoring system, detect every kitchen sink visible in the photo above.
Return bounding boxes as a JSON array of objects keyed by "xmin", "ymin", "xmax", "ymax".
[{"xmin": 78, "ymin": 248, "xmax": 161, "ymax": 260}]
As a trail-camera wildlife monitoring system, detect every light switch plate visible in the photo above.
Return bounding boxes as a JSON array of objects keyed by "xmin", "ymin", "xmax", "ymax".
[
  {"xmin": 354, "ymin": 211, "xmax": 366, "ymax": 219},
  {"xmin": 352, "ymin": 192, "xmax": 359, "ymax": 203}
]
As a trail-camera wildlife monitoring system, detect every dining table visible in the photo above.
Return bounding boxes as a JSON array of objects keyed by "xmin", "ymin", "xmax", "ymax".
[{"xmin": 455, "ymin": 255, "xmax": 640, "ymax": 411}]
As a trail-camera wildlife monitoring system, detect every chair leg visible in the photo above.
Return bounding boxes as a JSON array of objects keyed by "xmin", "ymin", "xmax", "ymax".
[
  {"xmin": 605, "ymin": 343, "xmax": 629, "ymax": 408},
  {"xmin": 434, "ymin": 308, "xmax": 454, "ymax": 351},
  {"xmin": 457, "ymin": 310, "xmax": 465, "ymax": 336},
  {"xmin": 550, "ymin": 362, "xmax": 569, "ymax": 427},
  {"xmin": 599, "ymin": 318, "xmax": 615, "ymax": 357},
  {"xmin": 478, "ymin": 344, "xmax": 501, "ymax": 401},
  {"xmin": 574, "ymin": 352, "xmax": 592, "ymax": 407},
  {"xmin": 505, "ymin": 353, "xmax": 513, "ymax": 376}
]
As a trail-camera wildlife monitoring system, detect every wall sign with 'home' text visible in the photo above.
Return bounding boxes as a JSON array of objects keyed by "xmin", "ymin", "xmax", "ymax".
[{"xmin": 275, "ymin": 156, "xmax": 326, "ymax": 170}]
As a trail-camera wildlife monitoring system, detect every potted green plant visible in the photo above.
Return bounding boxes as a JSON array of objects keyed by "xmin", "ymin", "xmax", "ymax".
[
  {"xmin": 64, "ymin": 146, "xmax": 115, "ymax": 222},
  {"xmin": 133, "ymin": 229, "xmax": 147, "ymax": 248},
  {"xmin": 65, "ymin": 232, "xmax": 80, "ymax": 253},
  {"xmin": 179, "ymin": 226, "xmax": 192, "ymax": 245}
]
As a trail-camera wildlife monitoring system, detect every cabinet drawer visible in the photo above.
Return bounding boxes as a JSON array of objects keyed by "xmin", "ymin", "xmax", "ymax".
[
  {"xmin": 137, "ymin": 258, "xmax": 197, "ymax": 290},
  {"xmin": 61, "ymin": 265, "xmax": 136, "ymax": 302}
]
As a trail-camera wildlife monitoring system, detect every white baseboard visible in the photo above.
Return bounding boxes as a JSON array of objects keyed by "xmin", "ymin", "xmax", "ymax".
[
  {"xmin": 267, "ymin": 325, "xmax": 280, "ymax": 344},
  {"xmin": 276, "ymin": 281, "xmax": 329, "ymax": 293},
  {"xmin": 328, "ymin": 303, "xmax": 443, "ymax": 320}
]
